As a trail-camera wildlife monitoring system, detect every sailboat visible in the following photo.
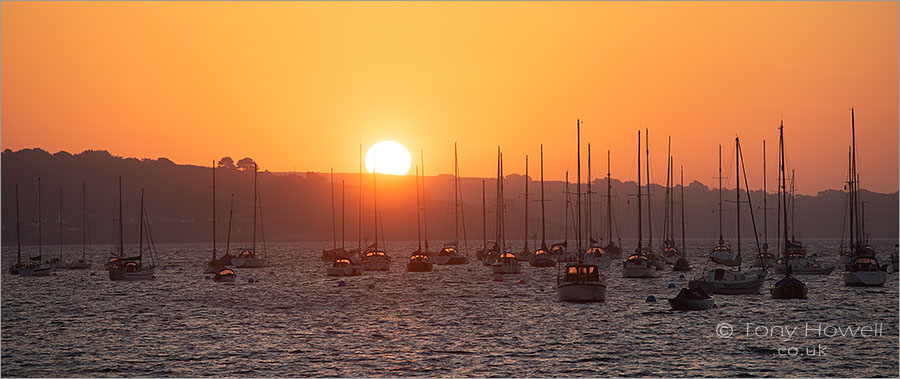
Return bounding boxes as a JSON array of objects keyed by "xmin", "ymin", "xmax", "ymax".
[
  {"xmin": 688, "ymin": 137, "xmax": 766, "ymax": 294},
  {"xmin": 599, "ymin": 150, "xmax": 623, "ymax": 259},
  {"xmin": 583, "ymin": 143, "xmax": 610, "ymax": 269},
  {"xmin": 771, "ymin": 122, "xmax": 809, "ymax": 299},
  {"xmin": 68, "ymin": 180, "xmax": 92, "ymax": 269},
  {"xmin": 205, "ymin": 162, "xmax": 231, "ymax": 274},
  {"xmin": 322, "ymin": 169, "xmax": 351, "ymax": 262},
  {"xmin": 361, "ymin": 154, "xmax": 391, "ymax": 271},
  {"xmin": 773, "ymin": 168, "xmax": 833, "ymax": 274},
  {"xmin": 9, "ymin": 185, "xmax": 25, "ymax": 274},
  {"xmin": 623, "ymin": 130, "xmax": 660, "ymax": 278},
  {"xmin": 108, "ymin": 178, "xmax": 156, "ymax": 281},
  {"xmin": 709, "ymin": 145, "xmax": 738, "ymax": 266},
  {"xmin": 436, "ymin": 143, "xmax": 470, "ymax": 265},
  {"xmin": 842, "ymin": 108, "xmax": 888, "ymax": 286},
  {"xmin": 531, "ymin": 145, "xmax": 555, "ymax": 268},
  {"xmin": 753, "ymin": 141, "xmax": 776, "ymax": 268},
  {"xmin": 642, "ymin": 129, "xmax": 665, "ymax": 270},
  {"xmin": 49, "ymin": 187, "xmax": 72, "ymax": 269},
  {"xmin": 407, "ymin": 165, "xmax": 434, "ymax": 272},
  {"xmin": 478, "ymin": 179, "xmax": 499, "ymax": 266},
  {"xmin": 557, "ymin": 119, "xmax": 606, "ymax": 301},
  {"xmin": 21, "ymin": 178, "xmax": 51, "ymax": 277},
  {"xmin": 232, "ymin": 163, "xmax": 268, "ymax": 268},
  {"xmin": 515, "ymin": 155, "xmax": 534, "ymax": 262},
  {"xmin": 492, "ymin": 147, "xmax": 520, "ymax": 275},
  {"xmin": 552, "ymin": 172, "xmax": 577, "ymax": 263},
  {"xmin": 661, "ymin": 137, "xmax": 681, "ymax": 265},
  {"xmin": 672, "ymin": 167, "xmax": 692, "ymax": 272}
]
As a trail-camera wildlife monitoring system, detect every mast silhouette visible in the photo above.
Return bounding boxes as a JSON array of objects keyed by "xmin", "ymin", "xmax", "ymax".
[
  {"xmin": 645, "ymin": 128, "xmax": 653, "ymax": 251},
  {"xmin": 637, "ymin": 130, "xmax": 643, "ymax": 252},
  {"xmin": 524, "ymin": 155, "xmax": 529, "ymax": 251},
  {"xmin": 540, "ymin": 145, "xmax": 547, "ymax": 250}
]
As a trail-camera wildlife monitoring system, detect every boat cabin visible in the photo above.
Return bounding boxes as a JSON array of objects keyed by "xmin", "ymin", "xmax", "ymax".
[
  {"xmin": 534, "ymin": 248, "xmax": 549, "ymax": 256},
  {"xmin": 849, "ymin": 256, "xmax": 880, "ymax": 271},
  {"xmin": 238, "ymin": 250, "xmax": 255, "ymax": 259},
  {"xmin": 563, "ymin": 264, "xmax": 600, "ymax": 283},
  {"xmin": 550, "ymin": 243, "xmax": 566, "ymax": 254},
  {"xmin": 409, "ymin": 254, "xmax": 429, "ymax": 262},
  {"xmin": 332, "ymin": 259, "xmax": 353, "ymax": 268},
  {"xmin": 438, "ymin": 247, "xmax": 456, "ymax": 256},
  {"xmin": 497, "ymin": 252, "xmax": 517, "ymax": 261}
]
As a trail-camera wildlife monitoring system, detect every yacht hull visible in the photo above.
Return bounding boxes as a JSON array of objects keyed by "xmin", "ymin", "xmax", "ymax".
[
  {"xmin": 232, "ymin": 257, "xmax": 268, "ymax": 268},
  {"xmin": 20, "ymin": 266, "xmax": 52, "ymax": 277},
  {"xmin": 557, "ymin": 282, "xmax": 606, "ymax": 302},
  {"xmin": 843, "ymin": 270, "xmax": 887, "ymax": 287},
  {"xmin": 770, "ymin": 284, "xmax": 808, "ymax": 299},
  {"xmin": 689, "ymin": 276, "xmax": 764, "ymax": 295},
  {"xmin": 668, "ymin": 297, "xmax": 714, "ymax": 310},
  {"xmin": 406, "ymin": 262, "xmax": 433, "ymax": 272}
]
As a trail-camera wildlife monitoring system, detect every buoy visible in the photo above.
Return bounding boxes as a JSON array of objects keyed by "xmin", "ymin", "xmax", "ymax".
[
  {"xmin": 518, "ymin": 279, "xmax": 526, "ymax": 284},
  {"xmin": 151, "ymin": 276, "xmax": 156, "ymax": 280},
  {"xmin": 492, "ymin": 275, "xmax": 504, "ymax": 282},
  {"xmin": 713, "ymin": 303, "xmax": 718, "ymax": 308},
  {"xmin": 668, "ymin": 283, "xmax": 677, "ymax": 289},
  {"xmin": 368, "ymin": 283, "xmax": 375, "ymax": 289},
  {"xmin": 467, "ymin": 268, "xmax": 473, "ymax": 272},
  {"xmin": 337, "ymin": 280, "xmax": 347, "ymax": 287},
  {"xmin": 53, "ymin": 273, "xmax": 57, "ymax": 276},
  {"xmin": 269, "ymin": 271, "xmax": 274, "ymax": 275},
  {"xmin": 679, "ymin": 274, "xmax": 685, "ymax": 279},
  {"xmin": 248, "ymin": 278, "xmax": 254, "ymax": 283},
  {"xmin": 90, "ymin": 273, "xmax": 95, "ymax": 276},
  {"xmin": 646, "ymin": 295, "xmax": 657, "ymax": 302}
]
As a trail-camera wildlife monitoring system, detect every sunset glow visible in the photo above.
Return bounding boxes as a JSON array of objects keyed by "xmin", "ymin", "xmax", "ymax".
[{"xmin": 365, "ymin": 141, "xmax": 411, "ymax": 175}]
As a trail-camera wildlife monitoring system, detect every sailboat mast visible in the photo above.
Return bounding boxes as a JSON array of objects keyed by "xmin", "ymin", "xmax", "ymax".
[
  {"xmin": 226, "ymin": 193, "xmax": 234, "ymax": 257},
  {"xmin": 212, "ymin": 161, "xmax": 216, "ymax": 261},
  {"xmin": 576, "ymin": 119, "xmax": 582, "ymax": 254},
  {"xmin": 359, "ymin": 143, "xmax": 362, "ymax": 254},
  {"xmin": 482, "ymin": 180, "xmax": 487, "ymax": 253},
  {"xmin": 735, "ymin": 138, "xmax": 741, "ymax": 271},
  {"xmin": 421, "ymin": 150, "xmax": 429, "ymax": 251},
  {"xmin": 587, "ymin": 144, "xmax": 592, "ymax": 245},
  {"xmin": 778, "ymin": 120, "xmax": 790, "ymax": 252},
  {"xmin": 59, "ymin": 187, "xmax": 63, "ymax": 261},
  {"xmin": 637, "ymin": 131, "xmax": 642, "ymax": 250},
  {"xmin": 762, "ymin": 140, "xmax": 767, "ymax": 251},
  {"xmin": 496, "ymin": 147, "xmax": 502, "ymax": 252},
  {"xmin": 342, "ymin": 180, "xmax": 345, "ymax": 251},
  {"xmin": 118, "ymin": 176, "xmax": 123, "ymax": 256},
  {"xmin": 500, "ymin": 150, "xmax": 505, "ymax": 252},
  {"xmin": 849, "ymin": 109, "xmax": 856, "ymax": 249},
  {"xmin": 664, "ymin": 137, "xmax": 671, "ymax": 245},
  {"xmin": 680, "ymin": 166, "xmax": 686, "ymax": 259},
  {"xmin": 416, "ymin": 166, "xmax": 422, "ymax": 252},
  {"xmin": 331, "ymin": 168, "xmax": 336, "ymax": 250},
  {"xmin": 718, "ymin": 144, "xmax": 723, "ymax": 245},
  {"xmin": 454, "ymin": 143, "xmax": 459, "ymax": 240},
  {"xmin": 564, "ymin": 171, "xmax": 569, "ymax": 244},
  {"xmin": 16, "ymin": 185, "xmax": 21, "ymax": 265},
  {"xmin": 139, "ymin": 188, "xmax": 145, "ymax": 259},
  {"xmin": 373, "ymin": 155, "xmax": 378, "ymax": 250},
  {"xmin": 524, "ymin": 155, "xmax": 529, "ymax": 250},
  {"xmin": 252, "ymin": 164, "xmax": 258, "ymax": 253},
  {"xmin": 790, "ymin": 170, "xmax": 796, "ymax": 241},
  {"xmin": 645, "ymin": 128, "xmax": 653, "ymax": 250},
  {"xmin": 38, "ymin": 177, "xmax": 43, "ymax": 258},
  {"xmin": 607, "ymin": 150, "xmax": 612, "ymax": 244},
  {"xmin": 540, "ymin": 145, "xmax": 546, "ymax": 249}
]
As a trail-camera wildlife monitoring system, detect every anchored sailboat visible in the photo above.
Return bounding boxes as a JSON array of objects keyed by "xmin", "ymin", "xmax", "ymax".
[
  {"xmin": 672, "ymin": 167, "xmax": 692, "ymax": 272},
  {"xmin": 771, "ymin": 122, "xmax": 809, "ymax": 299},
  {"xmin": 436, "ymin": 144, "xmax": 469, "ymax": 265},
  {"xmin": 407, "ymin": 165, "xmax": 433, "ymax": 272},
  {"xmin": 661, "ymin": 137, "xmax": 681, "ymax": 266},
  {"xmin": 531, "ymin": 145, "xmax": 555, "ymax": 268},
  {"xmin": 232, "ymin": 163, "xmax": 268, "ymax": 268},
  {"xmin": 361, "ymin": 154, "xmax": 391, "ymax": 271},
  {"xmin": 557, "ymin": 119, "xmax": 606, "ymax": 301},
  {"xmin": 599, "ymin": 150, "xmax": 623, "ymax": 259},
  {"xmin": 21, "ymin": 178, "xmax": 51, "ymax": 277},
  {"xmin": 841, "ymin": 108, "xmax": 888, "ymax": 286},
  {"xmin": 492, "ymin": 147, "xmax": 520, "ymax": 275},
  {"xmin": 583, "ymin": 143, "xmax": 610, "ymax": 269},
  {"xmin": 68, "ymin": 179, "xmax": 92, "ymax": 269},
  {"xmin": 108, "ymin": 178, "xmax": 156, "ymax": 281},
  {"xmin": 623, "ymin": 130, "xmax": 659, "ymax": 278}
]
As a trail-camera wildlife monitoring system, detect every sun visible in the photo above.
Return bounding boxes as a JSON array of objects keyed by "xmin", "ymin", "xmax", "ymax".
[{"xmin": 365, "ymin": 141, "xmax": 412, "ymax": 175}]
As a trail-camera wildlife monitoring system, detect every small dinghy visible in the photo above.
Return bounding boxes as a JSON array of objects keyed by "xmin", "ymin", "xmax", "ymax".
[
  {"xmin": 669, "ymin": 287, "xmax": 714, "ymax": 310},
  {"xmin": 213, "ymin": 268, "xmax": 236, "ymax": 283}
]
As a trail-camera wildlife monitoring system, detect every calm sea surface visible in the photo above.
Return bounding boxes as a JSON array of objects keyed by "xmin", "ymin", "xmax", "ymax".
[{"xmin": 2, "ymin": 238, "xmax": 898, "ymax": 377}]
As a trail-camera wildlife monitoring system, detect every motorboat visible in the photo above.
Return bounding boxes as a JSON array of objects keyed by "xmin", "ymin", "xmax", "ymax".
[
  {"xmin": 557, "ymin": 263, "xmax": 606, "ymax": 302},
  {"xmin": 327, "ymin": 258, "xmax": 361, "ymax": 276},
  {"xmin": 770, "ymin": 273, "xmax": 808, "ymax": 299},
  {"xmin": 669, "ymin": 287, "xmax": 715, "ymax": 310}
]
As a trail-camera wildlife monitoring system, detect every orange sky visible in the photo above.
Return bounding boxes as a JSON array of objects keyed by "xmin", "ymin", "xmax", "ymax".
[{"xmin": 2, "ymin": 1, "xmax": 897, "ymax": 195}]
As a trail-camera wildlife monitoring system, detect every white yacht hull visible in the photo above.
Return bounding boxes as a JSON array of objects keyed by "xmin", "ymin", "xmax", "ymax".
[
  {"xmin": 557, "ymin": 282, "xmax": 607, "ymax": 302},
  {"xmin": 622, "ymin": 266, "xmax": 660, "ymax": 278},
  {"xmin": 843, "ymin": 270, "xmax": 887, "ymax": 287}
]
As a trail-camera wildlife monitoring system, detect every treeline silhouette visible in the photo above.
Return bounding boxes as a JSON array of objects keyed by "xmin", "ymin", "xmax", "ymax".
[{"xmin": 2, "ymin": 148, "xmax": 897, "ymax": 250}]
